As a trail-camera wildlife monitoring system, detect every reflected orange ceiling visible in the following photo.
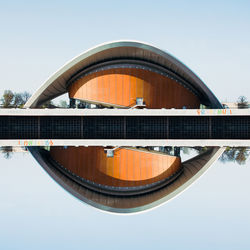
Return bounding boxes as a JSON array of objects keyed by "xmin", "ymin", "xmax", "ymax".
[{"xmin": 50, "ymin": 147, "xmax": 181, "ymax": 187}]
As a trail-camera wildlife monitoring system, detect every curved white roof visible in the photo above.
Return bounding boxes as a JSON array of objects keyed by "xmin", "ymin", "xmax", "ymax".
[{"xmin": 25, "ymin": 40, "xmax": 222, "ymax": 108}]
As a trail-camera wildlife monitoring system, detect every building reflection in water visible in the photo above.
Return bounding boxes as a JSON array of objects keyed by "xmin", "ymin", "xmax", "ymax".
[
  {"xmin": 0, "ymin": 146, "xmax": 248, "ymax": 214},
  {"xmin": 28, "ymin": 146, "xmax": 224, "ymax": 213}
]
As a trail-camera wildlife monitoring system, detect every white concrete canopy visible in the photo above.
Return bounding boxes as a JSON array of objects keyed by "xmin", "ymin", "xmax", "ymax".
[{"xmin": 25, "ymin": 40, "xmax": 222, "ymax": 108}]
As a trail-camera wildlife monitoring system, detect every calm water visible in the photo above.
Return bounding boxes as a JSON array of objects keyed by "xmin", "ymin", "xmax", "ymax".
[{"xmin": 0, "ymin": 152, "xmax": 249, "ymax": 250}]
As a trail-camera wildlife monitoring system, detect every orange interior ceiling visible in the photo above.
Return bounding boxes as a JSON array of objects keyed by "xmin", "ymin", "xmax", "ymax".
[
  {"xmin": 50, "ymin": 147, "xmax": 181, "ymax": 187},
  {"xmin": 69, "ymin": 68, "xmax": 200, "ymax": 108}
]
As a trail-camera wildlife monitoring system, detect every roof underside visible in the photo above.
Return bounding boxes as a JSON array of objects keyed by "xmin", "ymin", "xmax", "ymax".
[
  {"xmin": 25, "ymin": 41, "xmax": 222, "ymax": 108},
  {"xmin": 29, "ymin": 147, "xmax": 224, "ymax": 213}
]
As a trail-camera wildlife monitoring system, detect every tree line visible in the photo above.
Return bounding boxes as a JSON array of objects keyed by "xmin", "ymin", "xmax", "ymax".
[
  {"xmin": 0, "ymin": 90, "xmax": 67, "ymax": 108},
  {"xmin": 0, "ymin": 90, "xmax": 31, "ymax": 108}
]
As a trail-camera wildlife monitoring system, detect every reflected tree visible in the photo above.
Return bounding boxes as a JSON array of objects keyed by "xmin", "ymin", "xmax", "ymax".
[
  {"xmin": 1, "ymin": 146, "xmax": 13, "ymax": 159},
  {"xmin": 181, "ymin": 147, "xmax": 190, "ymax": 155},
  {"xmin": 192, "ymin": 147, "xmax": 208, "ymax": 153},
  {"xmin": 180, "ymin": 147, "xmax": 207, "ymax": 155},
  {"xmin": 220, "ymin": 147, "xmax": 249, "ymax": 165}
]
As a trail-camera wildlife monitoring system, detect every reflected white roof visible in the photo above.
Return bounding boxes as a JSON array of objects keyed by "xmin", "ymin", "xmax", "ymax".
[{"xmin": 30, "ymin": 147, "xmax": 225, "ymax": 213}]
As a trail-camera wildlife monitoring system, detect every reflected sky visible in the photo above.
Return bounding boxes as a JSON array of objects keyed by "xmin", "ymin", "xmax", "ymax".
[
  {"xmin": 0, "ymin": 152, "xmax": 249, "ymax": 249},
  {"xmin": 0, "ymin": 0, "xmax": 249, "ymax": 249}
]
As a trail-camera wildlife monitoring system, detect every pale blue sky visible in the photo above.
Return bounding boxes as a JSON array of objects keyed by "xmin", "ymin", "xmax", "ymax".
[
  {"xmin": 0, "ymin": 153, "xmax": 249, "ymax": 250},
  {"xmin": 0, "ymin": 1, "xmax": 250, "ymax": 249},
  {"xmin": 0, "ymin": 0, "xmax": 249, "ymax": 102}
]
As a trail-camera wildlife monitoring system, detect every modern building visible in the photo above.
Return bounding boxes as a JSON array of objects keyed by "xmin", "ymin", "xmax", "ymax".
[{"xmin": 25, "ymin": 41, "xmax": 224, "ymax": 213}]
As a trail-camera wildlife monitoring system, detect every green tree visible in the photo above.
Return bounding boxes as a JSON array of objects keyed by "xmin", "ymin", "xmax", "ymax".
[
  {"xmin": 1, "ymin": 90, "xmax": 31, "ymax": 108},
  {"xmin": 21, "ymin": 91, "xmax": 31, "ymax": 103},
  {"xmin": 1, "ymin": 90, "xmax": 14, "ymax": 108},
  {"xmin": 13, "ymin": 93, "xmax": 24, "ymax": 108},
  {"xmin": 15, "ymin": 91, "xmax": 31, "ymax": 108}
]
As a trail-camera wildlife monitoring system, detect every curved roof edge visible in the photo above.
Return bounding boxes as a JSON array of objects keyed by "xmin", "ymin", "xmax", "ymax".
[
  {"xmin": 25, "ymin": 40, "xmax": 222, "ymax": 108},
  {"xmin": 29, "ymin": 147, "xmax": 225, "ymax": 214}
]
